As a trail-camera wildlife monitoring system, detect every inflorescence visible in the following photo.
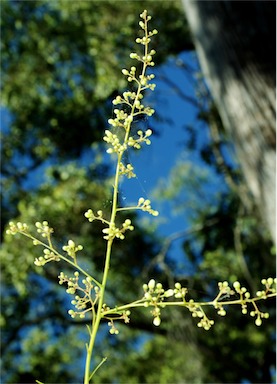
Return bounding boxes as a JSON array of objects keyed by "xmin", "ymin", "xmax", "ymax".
[
  {"xmin": 5, "ymin": 9, "xmax": 276, "ymax": 344},
  {"xmin": 140, "ymin": 278, "xmax": 276, "ymax": 330},
  {"xmin": 5, "ymin": 10, "xmax": 277, "ymax": 384}
]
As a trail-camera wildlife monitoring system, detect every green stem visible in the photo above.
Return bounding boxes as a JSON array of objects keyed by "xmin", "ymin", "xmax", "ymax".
[
  {"xmin": 83, "ymin": 14, "xmax": 152, "ymax": 381},
  {"xmin": 89, "ymin": 357, "xmax": 108, "ymax": 381},
  {"xmin": 83, "ymin": 154, "xmax": 122, "ymax": 384},
  {"xmin": 19, "ymin": 232, "xmax": 101, "ymax": 287},
  {"xmin": 101, "ymin": 292, "xmax": 277, "ymax": 316}
]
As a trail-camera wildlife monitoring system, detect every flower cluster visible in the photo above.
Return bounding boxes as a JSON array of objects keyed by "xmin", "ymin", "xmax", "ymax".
[
  {"xmin": 6, "ymin": 221, "xmax": 59, "ymax": 266},
  {"xmin": 249, "ymin": 306, "xmax": 269, "ymax": 326},
  {"xmin": 84, "ymin": 209, "xmax": 108, "ymax": 224},
  {"xmin": 211, "ymin": 279, "xmax": 276, "ymax": 326},
  {"xmin": 187, "ymin": 300, "xmax": 215, "ymax": 330},
  {"xmin": 232, "ymin": 280, "xmax": 275, "ymax": 326},
  {"xmin": 62, "ymin": 240, "xmax": 83, "ymax": 259},
  {"xmin": 58, "ymin": 271, "xmax": 98, "ymax": 319},
  {"xmin": 107, "ymin": 320, "xmax": 119, "ymax": 335},
  {"xmin": 173, "ymin": 282, "xmax": 188, "ymax": 299},
  {"xmin": 85, "ymin": 209, "xmax": 135, "ymax": 240},
  {"xmin": 142, "ymin": 279, "xmax": 174, "ymax": 326},
  {"xmin": 6, "ymin": 221, "xmax": 29, "ymax": 235},
  {"xmin": 211, "ymin": 281, "xmax": 234, "ymax": 316},
  {"xmin": 119, "ymin": 162, "xmax": 136, "ymax": 178},
  {"xmin": 139, "ymin": 278, "xmax": 276, "ymax": 330},
  {"xmin": 123, "ymin": 65, "xmax": 156, "ymax": 93},
  {"xmin": 141, "ymin": 279, "xmax": 214, "ymax": 330},
  {"xmin": 103, "ymin": 129, "xmax": 127, "ymax": 155},
  {"xmin": 104, "ymin": 9, "xmax": 157, "ymax": 160},
  {"xmin": 257, "ymin": 277, "xmax": 276, "ymax": 298},
  {"xmin": 103, "ymin": 127, "xmax": 152, "ymax": 154},
  {"xmin": 232, "ymin": 281, "xmax": 251, "ymax": 315},
  {"xmin": 137, "ymin": 197, "xmax": 159, "ymax": 216},
  {"xmin": 35, "ymin": 221, "xmax": 53, "ymax": 238},
  {"xmin": 34, "ymin": 248, "xmax": 60, "ymax": 267},
  {"xmin": 127, "ymin": 129, "xmax": 152, "ymax": 149},
  {"xmin": 112, "ymin": 91, "xmax": 155, "ymax": 113},
  {"xmin": 101, "ymin": 304, "xmax": 131, "ymax": 335},
  {"xmin": 102, "ymin": 219, "xmax": 134, "ymax": 241}
]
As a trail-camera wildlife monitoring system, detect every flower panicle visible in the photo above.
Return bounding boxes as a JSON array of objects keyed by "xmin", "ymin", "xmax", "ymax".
[
  {"xmin": 104, "ymin": 9, "xmax": 157, "ymax": 161},
  {"xmin": 141, "ymin": 278, "xmax": 276, "ymax": 329},
  {"xmin": 59, "ymin": 271, "xmax": 98, "ymax": 319}
]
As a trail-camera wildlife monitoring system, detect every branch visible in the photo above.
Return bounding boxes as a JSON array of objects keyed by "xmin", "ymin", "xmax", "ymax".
[{"xmin": 143, "ymin": 218, "xmax": 218, "ymax": 277}]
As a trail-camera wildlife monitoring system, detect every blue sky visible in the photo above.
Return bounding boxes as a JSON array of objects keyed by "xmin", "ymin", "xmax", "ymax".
[{"xmin": 119, "ymin": 50, "xmax": 229, "ymax": 269}]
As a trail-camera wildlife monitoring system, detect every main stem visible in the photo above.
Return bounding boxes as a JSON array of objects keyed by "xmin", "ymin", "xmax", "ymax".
[
  {"xmin": 83, "ymin": 153, "xmax": 122, "ymax": 384},
  {"xmin": 83, "ymin": 18, "xmax": 150, "ymax": 382}
]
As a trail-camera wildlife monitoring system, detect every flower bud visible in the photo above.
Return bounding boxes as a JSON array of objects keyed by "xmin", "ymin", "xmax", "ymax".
[
  {"xmin": 148, "ymin": 279, "xmax": 155, "ymax": 290},
  {"xmin": 153, "ymin": 317, "xmax": 161, "ymax": 326}
]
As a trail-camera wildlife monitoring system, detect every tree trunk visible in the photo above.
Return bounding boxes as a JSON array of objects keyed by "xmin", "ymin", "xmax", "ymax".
[{"xmin": 183, "ymin": 0, "xmax": 276, "ymax": 244}]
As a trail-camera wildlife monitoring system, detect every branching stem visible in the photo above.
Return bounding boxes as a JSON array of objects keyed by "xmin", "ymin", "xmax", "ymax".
[{"xmin": 83, "ymin": 12, "xmax": 153, "ymax": 381}]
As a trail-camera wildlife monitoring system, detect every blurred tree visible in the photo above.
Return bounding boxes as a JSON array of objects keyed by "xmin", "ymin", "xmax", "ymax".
[{"xmin": 183, "ymin": 0, "xmax": 276, "ymax": 243}]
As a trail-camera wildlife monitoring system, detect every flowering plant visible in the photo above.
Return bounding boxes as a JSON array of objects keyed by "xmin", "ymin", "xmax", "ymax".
[{"xmin": 6, "ymin": 10, "xmax": 276, "ymax": 384}]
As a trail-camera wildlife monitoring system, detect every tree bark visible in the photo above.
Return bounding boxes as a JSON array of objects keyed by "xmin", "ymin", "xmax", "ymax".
[{"xmin": 183, "ymin": 0, "xmax": 276, "ymax": 244}]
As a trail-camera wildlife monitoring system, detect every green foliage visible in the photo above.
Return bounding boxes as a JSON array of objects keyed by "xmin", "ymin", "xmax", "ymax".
[
  {"xmin": 1, "ymin": 275, "xmax": 85, "ymax": 383},
  {"xmin": 94, "ymin": 333, "xmax": 205, "ymax": 383}
]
